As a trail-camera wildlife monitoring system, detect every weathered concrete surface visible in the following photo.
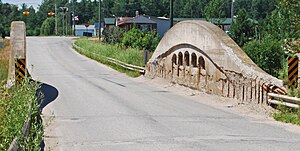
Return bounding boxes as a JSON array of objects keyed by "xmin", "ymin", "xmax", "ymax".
[
  {"xmin": 7, "ymin": 21, "xmax": 26, "ymax": 86},
  {"xmin": 146, "ymin": 20, "xmax": 283, "ymax": 103}
]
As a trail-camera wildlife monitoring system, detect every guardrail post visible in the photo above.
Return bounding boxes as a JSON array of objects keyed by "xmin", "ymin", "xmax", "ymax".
[
  {"xmin": 144, "ymin": 49, "xmax": 148, "ymax": 65},
  {"xmin": 7, "ymin": 21, "xmax": 26, "ymax": 87}
]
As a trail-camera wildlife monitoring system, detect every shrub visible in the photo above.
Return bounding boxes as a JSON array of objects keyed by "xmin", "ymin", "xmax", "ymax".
[
  {"xmin": 103, "ymin": 27, "xmax": 125, "ymax": 44},
  {"xmin": 121, "ymin": 28, "xmax": 160, "ymax": 51},
  {"xmin": 243, "ymin": 36, "xmax": 285, "ymax": 77}
]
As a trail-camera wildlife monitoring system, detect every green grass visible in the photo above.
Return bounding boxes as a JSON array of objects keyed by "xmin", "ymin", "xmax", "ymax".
[
  {"xmin": 0, "ymin": 39, "xmax": 43, "ymax": 150},
  {"xmin": 74, "ymin": 38, "xmax": 146, "ymax": 77},
  {"xmin": 0, "ymin": 80, "xmax": 43, "ymax": 150},
  {"xmin": 273, "ymin": 105, "xmax": 300, "ymax": 126},
  {"xmin": 0, "ymin": 39, "xmax": 9, "ymax": 82},
  {"xmin": 0, "ymin": 60, "xmax": 8, "ymax": 81}
]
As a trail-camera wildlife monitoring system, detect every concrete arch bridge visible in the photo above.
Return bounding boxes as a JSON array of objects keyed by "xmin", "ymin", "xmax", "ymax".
[{"xmin": 146, "ymin": 20, "xmax": 286, "ymax": 104}]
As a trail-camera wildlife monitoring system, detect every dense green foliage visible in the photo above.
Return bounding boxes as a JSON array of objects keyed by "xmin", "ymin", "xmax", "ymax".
[
  {"xmin": 0, "ymin": 81, "xmax": 43, "ymax": 150},
  {"xmin": 103, "ymin": 28, "xmax": 125, "ymax": 44},
  {"xmin": 230, "ymin": 9, "xmax": 257, "ymax": 46},
  {"xmin": 40, "ymin": 17, "xmax": 56, "ymax": 36},
  {"xmin": 229, "ymin": 0, "xmax": 299, "ymax": 78},
  {"xmin": 204, "ymin": 0, "xmax": 228, "ymax": 21},
  {"xmin": 243, "ymin": 37, "xmax": 285, "ymax": 77},
  {"xmin": 121, "ymin": 28, "xmax": 160, "ymax": 51}
]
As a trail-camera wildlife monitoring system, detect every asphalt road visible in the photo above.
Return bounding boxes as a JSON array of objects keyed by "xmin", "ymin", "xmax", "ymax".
[{"xmin": 27, "ymin": 37, "xmax": 300, "ymax": 151}]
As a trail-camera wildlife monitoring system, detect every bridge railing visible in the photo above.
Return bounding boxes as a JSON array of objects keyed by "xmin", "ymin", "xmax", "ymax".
[{"xmin": 267, "ymin": 93, "xmax": 300, "ymax": 108}]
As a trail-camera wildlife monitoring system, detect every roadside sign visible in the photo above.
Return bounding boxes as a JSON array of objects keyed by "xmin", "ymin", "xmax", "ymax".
[
  {"xmin": 74, "ymin": 16, "xmax": 79, "ymax": 21},
  {"xmin": 85, "ymin": 22, "xmax": 89, "ymax": 28},
  {"xmin": 288, "ymin": 56, "xmax": 298, "ymax": 88}
]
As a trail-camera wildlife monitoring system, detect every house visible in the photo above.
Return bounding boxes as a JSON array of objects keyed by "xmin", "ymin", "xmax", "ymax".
[
  {"xmin": 100, "ymin": 15, "xmax": 236, "ymax": 38},
  {"xmin": 116, "ymin": 15, "xmax": 157, "ymax": 32},
  {"xmin": 148, "ymin": 17, "xmax": 170, "ymax": 38},
  {"xmin": 75, "ymin": 25, "xmax": 96, "ymax": 36}
]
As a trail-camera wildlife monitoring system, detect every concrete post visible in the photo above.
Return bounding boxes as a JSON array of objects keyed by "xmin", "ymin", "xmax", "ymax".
[{"xmin": 7, "ymin": 21, "xmax": 26, "ymax": 87}]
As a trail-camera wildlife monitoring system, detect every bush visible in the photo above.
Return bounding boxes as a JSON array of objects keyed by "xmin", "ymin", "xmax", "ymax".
[
  {"xmin": 103, "ymin": 27, "xmax": 125, "ymax": 44},
  {"xmin": 243, "ymin": 36, "xmax": 285, "ymax": 77},
  {"xmin": 121, "ymin": 28, "xmax": 160, "ymax": 51}
]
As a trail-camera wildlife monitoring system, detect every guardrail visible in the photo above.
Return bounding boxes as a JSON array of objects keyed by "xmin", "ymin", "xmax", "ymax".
[
  {"xmin": 267, "ymin": 93, "xmax": 300, "ymax": 108},
  {"xmin": 72, "ymin": 43, "xmax": 145, "ymax": 74}
]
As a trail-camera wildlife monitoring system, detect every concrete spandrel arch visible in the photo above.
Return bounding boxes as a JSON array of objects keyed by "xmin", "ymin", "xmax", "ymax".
[
  {"xmin": 172, "ymin": 54, "xmax": 177, "ymax": 65},
  {"xmin": 191, "ymin": 53, "xmax": 197, "ymax": 67},
  {"xmin": 148, "ymin": 20, "xmax": 282, "ymax": 85},
  {"xmin": 178, "ymin": 52, "xmax": 183, "ymax": 66},
  {"xmin": 184, "ymin": 51, "xmax": 190, "ymax": 66}
]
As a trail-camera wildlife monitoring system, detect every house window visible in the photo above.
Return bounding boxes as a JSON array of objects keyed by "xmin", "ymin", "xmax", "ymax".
[
  {"xmin": 138, "ymin": 24, "xmax": 151, "ymax": 31},
  {"xmin": 178, "ymin": 52, "xmax": 183, "ymax": 66},
  {"xmin": 191, "ymin": 53, "xmax": 197, "ymax": 67},
  {"xmin": 184, "ymin": 51, "xmax": 190, "ymax": 66}
]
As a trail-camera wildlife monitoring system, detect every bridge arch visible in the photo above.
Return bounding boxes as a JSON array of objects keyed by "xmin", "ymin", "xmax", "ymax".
[{"xmin": 146, "ymin": 20, "xmax": 284, "ymax": 103}]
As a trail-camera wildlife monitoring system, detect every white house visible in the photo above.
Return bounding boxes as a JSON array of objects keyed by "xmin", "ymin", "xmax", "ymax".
[{"xmin": 75, "ymin": 25, "xmax": 96, "ymax": 36}]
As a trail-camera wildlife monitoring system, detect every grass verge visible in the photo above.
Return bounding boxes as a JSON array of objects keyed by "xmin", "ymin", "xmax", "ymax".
[
  {"xmin": 0, "ymin": 80, "xmax": 43, "ymax": 150},
  {"xmin": 0, "ymin": 39, "xmax": 10, "ymax": 82},
  {"xmin": 74, "ymin": 38, "xmax": 148, "ymax": 77},
  {"xmin": 273, "ymin": 105, "xmax": 300, "ymax": 125}
]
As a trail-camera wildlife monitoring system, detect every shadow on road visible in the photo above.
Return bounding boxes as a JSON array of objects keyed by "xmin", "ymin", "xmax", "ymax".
[
  {"xmin": 35, "ymin": 82, "xmax": 59, "ymax": 151},
  {"xmin": 37, "ymin": 82, "xmax": 59, "ymax": 111}
]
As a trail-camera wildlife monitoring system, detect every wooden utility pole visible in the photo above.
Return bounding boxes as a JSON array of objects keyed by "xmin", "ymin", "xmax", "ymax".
[{"xmin": 170, "ymin": 0, "xmax": 174, "ymax": 28}]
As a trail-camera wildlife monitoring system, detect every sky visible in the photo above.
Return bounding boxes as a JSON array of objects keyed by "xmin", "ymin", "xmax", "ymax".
[{"xmin": 2, "ymin": 0, "xmax": 43, "ymax": 10}]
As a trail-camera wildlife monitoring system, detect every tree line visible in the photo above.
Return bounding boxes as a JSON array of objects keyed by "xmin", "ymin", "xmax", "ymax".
[{"xmin": 1, "ymin": 0, "xmax": 277, "ymax": 36}]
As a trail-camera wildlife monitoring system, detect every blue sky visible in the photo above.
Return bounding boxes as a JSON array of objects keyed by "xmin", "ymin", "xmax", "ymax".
[{"xmin": 2, "ymin": 0, "xmax": 43, "ymax": 9}]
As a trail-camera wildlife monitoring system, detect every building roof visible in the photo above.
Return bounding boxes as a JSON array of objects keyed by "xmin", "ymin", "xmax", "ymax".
[
  {"xmin": 116, "ymin": 17, "xmax": 133, "ymax": 26},
  {"xmin": 126, "ymin": 15, "xmax": 156, "ymax": 24},
  {"xmin": 117, "ymin": 15, "xmax": 157, "ymax": 26}
]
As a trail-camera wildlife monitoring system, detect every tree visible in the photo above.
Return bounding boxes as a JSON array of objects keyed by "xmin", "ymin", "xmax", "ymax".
[
  {"xmin": 204, "ymin": 0, "xmax": 227, "ymax": 21},
  {"xmin": 243, "ymin": 36, "xmax": 285, "ymax": 77},
  {"xmin": 230, "ymin": 9, "xmax": 256, "ymax": 46},
  {"xmin": 40, "ymin": 17, "xmax": 56, "ymax": 36}
]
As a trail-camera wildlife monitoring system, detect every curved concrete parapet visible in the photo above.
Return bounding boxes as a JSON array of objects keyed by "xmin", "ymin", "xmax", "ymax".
[{"xmin": 146, "ymin": 20, "xmax": 283, "ymax": 103}]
